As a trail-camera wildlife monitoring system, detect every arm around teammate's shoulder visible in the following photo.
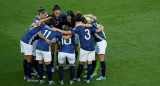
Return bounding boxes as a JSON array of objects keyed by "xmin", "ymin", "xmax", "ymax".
[
  {"xmin": 50, "ymin": 28, "xmax": 72, "ymax": 35},
  {"xmin": 95, "ymin": 25, "xmax": 104, "ymax": 33}
]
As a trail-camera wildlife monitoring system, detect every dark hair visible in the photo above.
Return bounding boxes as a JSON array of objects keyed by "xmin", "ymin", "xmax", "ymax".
[
  {"xmin": 74, "ymin": 14, "xmax": 82, "ymax": 22},
  {"xmin": 46, "ymin": 15, "xmax": 56, "ymax": 26},
  {"xmin": 76, "ymin": 12, "xmax": 87, "ymax": 23},
  {"xmin": 53, "ymin": 5, "xmax": 61, "ymax": 11},
  {"xmin": 67, "ymin": 10, "xmax": 74, "ymax": 17},
  {"xmin": 67, "ymin": 10, "xmax": 75, "ymax": 23},
  {"xmin": 64, "ymin": 26, "xmax": 71, "ymax": 31},
  {"xmin": 38, "ymin": 7, "xmax": 46, "ymax": 14},
  {"xmin": 74, "ymin": 12, "xmax": 87, "ymax": 23}
]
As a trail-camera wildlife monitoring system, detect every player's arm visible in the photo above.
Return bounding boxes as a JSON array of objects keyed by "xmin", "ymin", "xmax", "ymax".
[
  {"xmin": 76, "ymin": 24, "xmax": 92, "ymax": 27},
  {"xmin": 95, "ymin": 25, "xmax": 104, "ymax": 33},
  {"xmin": 50, "ymin": 28, "xmax": 72, "ymax": 35},
  {"xmin": 84, "ymin": 14, "xmax": 97, "ymax": 19},
  {"xmin": 38, "ymin": 31, "xmax": 51, "ymax": 45},
  {"xmin": 62, "ymin": 34, "xmax": 72, "ymax": 39},
  {"xmin": 29, "ymin": 17, "xmax": 52, "ymax": 27}
]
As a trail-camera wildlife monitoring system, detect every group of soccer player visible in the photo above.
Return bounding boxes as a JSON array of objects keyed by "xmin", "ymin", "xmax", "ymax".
[{"xmin": 20, "ymin": 5, "xmax": 107, "ymax": 85}]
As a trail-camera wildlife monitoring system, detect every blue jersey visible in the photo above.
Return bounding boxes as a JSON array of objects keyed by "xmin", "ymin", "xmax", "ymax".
[
  {"xmin": 49, "ymin": 13, "xmax": 67, "ymax": 29},
  {"xmin": 90, "ymin": 22, "xmax": 106, "ymax": 42},
  {"xmin": 33, "ymin": 16, "xmax": 40, "ymax": 23},
  {"xmin": 21, "ymin": 26, "xmax": 41, "ymax": 45},
  {"xmin": 36, "ymin": 24, "xmax": 63, "ymax": 51},
  {"xmin": 59, "ymin": 36, "xmax": 75, "ymax": 53},
  {"xmin": 71, "ymin": 26, "xmax": 96, "ymax": 51}
]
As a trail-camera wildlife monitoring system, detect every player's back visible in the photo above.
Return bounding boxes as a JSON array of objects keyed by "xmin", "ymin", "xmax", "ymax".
[
  {"xmin": 91, "ymin": 23, "xmax": 106, "ymax": 42},
  {"xmin": 36, "ymin": 24, "xmax": 62, "ymax": 51},
  {"xmin": 21, "ymin": 26, "xmax": 41, "ymax": 44},
  {"xmin": 73, "ymin": 26, "xmax": 95, "ymax": 51},
  {"xmin": 59, "ymin": 36, "xmax": 75, "ymax": 54},
  {"xmin": 33, "ymin": 16, "xmax": 40, "ymax": 23}
]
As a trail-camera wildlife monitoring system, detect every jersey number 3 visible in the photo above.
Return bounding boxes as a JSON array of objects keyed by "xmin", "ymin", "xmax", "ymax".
[{"xmin": 84, "ymin": 29, "xmax": 91, "ymax": 40}]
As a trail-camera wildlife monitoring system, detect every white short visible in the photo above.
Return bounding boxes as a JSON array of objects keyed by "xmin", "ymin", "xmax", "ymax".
[
  {"xmin": 95, "ymin": 40, "xmax": 107, "ymax": 54},
  {"xmin": 79, "ymin": 48, "xmax": 95, "ymax": 62},
  {"xmin": 36, "ymin": 49, "xmax": 51, "ymax": 62},
  {"xmin": 58, "ymin": 52, "xmax": 75, "ymax": 64},
  {"xmin": 51, "ymin": 37, "xmax": 57, "ymax": 43},
  {"xmin": 32, "ymin": 40, "xmax": 38, "ymax": 56},
  {"xmin": 74, "ymin": 34, "xmax": 79, "ymax": 44},
  {"xmin": 20, "ymin": 41, "xmax": 33, "ymax": 55}
]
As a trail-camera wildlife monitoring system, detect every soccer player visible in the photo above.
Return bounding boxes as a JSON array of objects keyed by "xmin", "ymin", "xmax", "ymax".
[
  {"xmin": 51, "ymin": 14, "xmax": 104, "ymax": 83},
  {"xmin": 20, "ymin": 17, "xmax": 51, "ymax": 82},
  {"xmin": 35, "ymin": 17, "xmax": 71, "ymax": 85},
  {"xmin": 58, "ymin": 26, "xmax": 75, "ymax": 85},
  {"xmin": 31, "ymin": 7, "xmax": 48, "ymax": 76},
  {"xmin": 49, "ymin": 5, "xmax": 67, "ymax": 71},
  {"xmin": 78, "ymin": 18, "xmax": 107, "ymax": 80},
  {"xmin": 63, "ymin": 10, "xmax": 77, "ymax": 71}
]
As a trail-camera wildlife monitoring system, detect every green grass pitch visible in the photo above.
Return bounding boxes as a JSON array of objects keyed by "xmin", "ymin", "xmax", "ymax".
[{"xmin": 0, "ymin": 0, "xmax": 160, "ymax": 86}]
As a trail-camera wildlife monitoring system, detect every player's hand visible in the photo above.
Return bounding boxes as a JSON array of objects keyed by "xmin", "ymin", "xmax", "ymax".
[
  {"xmin": 50, "ymin": 28, "xmax": 57, "ymax": 31},
  {"xmin": 101, "ymin": 25, "xmax": 104, "ymax": 31},
  {"xmin": 45, "ymin": 39, "xmax": 51, "ymax": 45},
  {"xmin": 48, "ymin": 17, "xmax": 52, "ymax": 19}
]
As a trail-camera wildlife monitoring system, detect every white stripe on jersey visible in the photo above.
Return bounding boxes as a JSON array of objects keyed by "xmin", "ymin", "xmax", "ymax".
[
  {"xmin": 28, "ymin": 33, "xmax": 38, "ymax": 45},
  {"xmin": 94, "ymin": 33, "xmax": 104, "ymax": 41}
]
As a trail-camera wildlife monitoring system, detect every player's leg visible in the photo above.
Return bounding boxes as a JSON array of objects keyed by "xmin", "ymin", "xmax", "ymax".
[
  {"xmin": 96, "ymin": 40, "xmax": 107, "ymax": 80},
  {"xmin": 74, "ymin": 44, "xmax": 79, "ymax": 62},
  {"xmin": 76, "ymin": 61, "xmax": 84, "ymax": 81},
  {"xmin": 67, "ymin": 53, "xmax": 75, "ymax": 84},
  {"xmin": 51, "ymin": 43, "xmax": 55, "ymax": 72},
  {"xmin": 84, "ymin": 50, "xmax": 95, "ymax": 83},
  {"xmin": 93, "ymin": 57, "xmax": 100, "ymax": 76},
  {"xmin": 20, "ymin": 41, "xmax": 28, "ymax": 80},
  {"xmin": 43, "ymin": 51, "xmax": 55, "ymax": 85},
  {"xmin": 38, "ymin": 60, "xmax": 44, "ymax": 84},
  {"xmin": 96, "ymin": 54, "xmax": 106, "ymax": 80},
  {"xmin": 32, "ymin": 40, "xmax": 38, "ymax": 75},
  {"xmin": 51, "ymin": 38, "xmax": 56, "ymax": 72},
  {"xmin": 75, "ymin": 48, "xmax": 88, "ymax": 81},
  {"xmin": 56, "ymin": 41, "xmax": 60, "ymax": 70},
  {"xmin": 58, "ymin": 52, "xmax": 66, "ymax": 85},
  {"xmin": 91, "ymin": 53, "xmax": 97, "ymax": 76},
  {"xmin": 63, "ymin": 58, "xmax": 69, "ymax": 71},
  {"xmin": 36, "ymin": 49, "xmax": 44, "ymax": 84},
  {"xmin": 23, "ymin": 55, "xmax": 28, "ymax": 80},
  {"xmin": 26, "ymin": 55, "xmax": 38, "ymax": 82}
]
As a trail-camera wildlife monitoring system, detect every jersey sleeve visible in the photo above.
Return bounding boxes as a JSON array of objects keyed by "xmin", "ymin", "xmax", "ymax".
[
  {"xmin": 71, "ymin": 26, "xmax": 80, "ymax": 34},
  {"xmin": 91, "ymin": 28, "xmax": 97, "ymax": 33},
  {"xmin": 38, "ymin": 23, "xmax": 46, "ymax": 29},
  {"xmin": 33, "ymin": 16, "xmax": 40, "ymax": 23},
  {"xmin": 61, "ymin": 13, "xmax": 67, "ymax": 24},
  {"xmin": 93, "ymin": 18, "xmax": 96, "ymax": 23},
  {"xmin": 56, "ymin": 31, "xmax": 63, "ymax": 39}
]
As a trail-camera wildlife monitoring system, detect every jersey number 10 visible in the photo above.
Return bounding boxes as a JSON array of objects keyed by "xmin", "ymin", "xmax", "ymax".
[{"xmin": 61, "ymin": 38, "xmax": 71, "ymax": 45}]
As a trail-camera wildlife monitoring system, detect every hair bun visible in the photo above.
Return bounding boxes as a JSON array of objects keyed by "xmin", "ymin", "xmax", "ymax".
[
  {"xmin": 38, "ymin": 7, "xmax": 43, "ymax": 12},
  {"xmin": 54, "ymin": 5, "xmax": 59, "ymax": 7}
]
